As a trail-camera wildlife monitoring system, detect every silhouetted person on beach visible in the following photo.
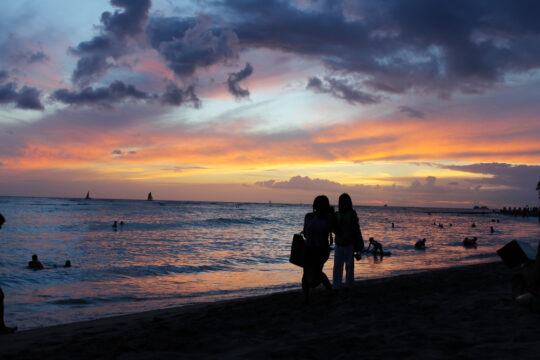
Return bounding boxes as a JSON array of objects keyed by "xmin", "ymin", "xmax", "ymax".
[
  {"xmin": 367, "ymin": 237, "xmax": 384, "ymax": 257},
  {"xmin": 0, "ymin": 213, "xmax": 17, "ymax": 334},
  {"xmin": 302, "ymin": 195, "xmax": 334, "ymax": 304},
  {"xmin": 333, "ymin": 193, "xmax": 362, "ymax": 290},
  {"xmin": 28, "ymin": 254, "xmax": 44, "ymax": 270}
]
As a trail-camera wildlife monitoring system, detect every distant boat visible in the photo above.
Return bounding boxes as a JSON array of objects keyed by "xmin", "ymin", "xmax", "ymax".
[
  {"xmin": 147, "ymin": 192, "xmax": 153, "ymax": 201},
  {"xmin": 85, "ymin": 191, "xmax": 91, "ymax": 200}
]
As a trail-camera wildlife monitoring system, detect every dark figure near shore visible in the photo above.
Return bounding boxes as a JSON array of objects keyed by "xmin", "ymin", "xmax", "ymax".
[
  {"xmin": 367, "ymin": 237, "xmax": 384, "ymax": 256},
  {"xmin": 463, "ymin": 237, "xmax": 478, "ymax": 248},
  {"xmin": 415, "ymin": 238, "xmax": 426, "ymax": 250},
  {"xmin": 302, "ymin": 195, "xmax": 334, "ymax": 304},
  {"xmin": 0, "ymin": 213, "xmax": 17, "ymax": 334},
  {"xmin": 28, "ymin": 254, "xmax": 44, "ymax": 270},
  {"xmin": 471, "ymin": 223, "xmax": 476, "ymax": 228}
]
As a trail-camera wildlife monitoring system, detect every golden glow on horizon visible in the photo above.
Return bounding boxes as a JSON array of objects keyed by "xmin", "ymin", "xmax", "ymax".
[{"xmin": 2, "ymin": 110, "xmax": 539, "ymax": 191}]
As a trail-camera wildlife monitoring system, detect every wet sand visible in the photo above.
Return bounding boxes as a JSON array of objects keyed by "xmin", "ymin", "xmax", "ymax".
[{"xmin": 2, "ymin": 261, "xmax": 539, "ymax": 359}]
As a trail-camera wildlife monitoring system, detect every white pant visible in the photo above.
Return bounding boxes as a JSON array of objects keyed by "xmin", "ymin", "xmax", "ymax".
[{"xmin": 333, "ymin": 243, "xmax": 354, "ymax": 289}]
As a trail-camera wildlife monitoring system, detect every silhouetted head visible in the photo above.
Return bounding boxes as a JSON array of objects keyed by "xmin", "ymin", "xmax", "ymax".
[
  {"xmin": 338, "ymin": 193, "xmax": 353, "ymax": 213},
  {"xmin": 312, "ymin": 195, "xmax": 330, "ymax": 215},
  {"xmin": 369, "ymin": 237, "xmax": 375, "ymax": 243},
  {"xmin": 64, "ymin": 260, "xmax": 71, "ymax": 268},
  {"xmin": 0, "ymin": 213, "xmax": 4, "ymax": 229},
  {"xmin": 32, "ymin": 254, "xmax": 38, "ymax": 261}
]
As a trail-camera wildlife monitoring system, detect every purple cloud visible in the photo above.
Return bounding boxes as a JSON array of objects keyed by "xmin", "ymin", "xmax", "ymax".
[
  {"xmin": 398, "ymin": 106, "xmax": 425, "ymax": 119},
  {"xmin": 0, "ymin": 71, "xmax": 44, "ymax": 110},
  {"xmin": 227, "ymin": 62, "xmax": 253, "ymax": 100},
  {"xmin": 307, "ymin": 76, "xmax": 379, "ymax": 105},
  {"xmin": 160, "ymin": 83, "xmax": 201, "ymax": 108},
  {"xmin": 225, "ymin": 0, "xmax": 540, "ymax": 96},
  {"xmin": 51, "ymin": 81, "xmax": 154, "ymax": 107},
  {"xmin": 146, "ymin": 16, "xmax": 240, "ymax": 78},
  {"xmin": 69, "ymin": 0, "xmax": 151, "ymax": 87}
]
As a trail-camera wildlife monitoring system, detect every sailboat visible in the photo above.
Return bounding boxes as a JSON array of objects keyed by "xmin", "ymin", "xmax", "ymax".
[
  {"xmin": 147, "ymin": 192, "xmax": 153, "ymax": 201},
  {"xmin": 85, "ymin": 191, "xmax": 91, "ymax": 200}
]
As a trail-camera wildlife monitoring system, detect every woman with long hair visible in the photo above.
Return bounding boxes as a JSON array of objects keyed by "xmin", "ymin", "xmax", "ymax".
[
  {"xmin": 302, "ymin": 195, "xmax": 334, "ymax": 303},
  {"xmin": 333, "ymin": 193, "xmax": 362, "ymax": 290}
]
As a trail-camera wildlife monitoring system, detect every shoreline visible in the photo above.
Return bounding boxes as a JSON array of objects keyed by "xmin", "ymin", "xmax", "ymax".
[{"xmin": 2, "ymin": 261, "xmax": 539, "ymax": 359}]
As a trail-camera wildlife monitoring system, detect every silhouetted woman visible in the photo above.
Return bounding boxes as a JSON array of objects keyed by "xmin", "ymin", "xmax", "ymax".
[
  {"xmin": 333, "ymin": 193, "xmax": 360, "ymax": 290},
  {"xmin": 302, "ymin": 195, "xmax": 333, "ymax": 303}
]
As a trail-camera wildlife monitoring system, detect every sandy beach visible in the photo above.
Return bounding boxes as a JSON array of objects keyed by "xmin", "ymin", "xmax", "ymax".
[{"xmin": 1, "ymin": 261, "xmax": 539, "ymax": 359}]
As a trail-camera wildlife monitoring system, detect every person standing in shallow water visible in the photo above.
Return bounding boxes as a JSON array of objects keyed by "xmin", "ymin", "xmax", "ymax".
[
  {"xmin": 333, "ymin": 193, "xmax": 361, "ymax": 290},
  {"xmin": 302, "ymin": 195, "xmax": 334, "ymax": 304},
  {"xmin": 0, "ymin": 213, "xmax": 17, "ymax": 334}
]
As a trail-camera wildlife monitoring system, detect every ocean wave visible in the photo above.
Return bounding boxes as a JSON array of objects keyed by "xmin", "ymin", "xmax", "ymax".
[
  {"xmin": 102, "ymin": 264, "xmax": 235, "ymax": 278},
  {"xmin": 197, "ymin": 216, "xmax": 272, "ymax": 227},
  {"xmin": 462, "ymin": 253, "xmax": 498, "ymax": 261},
  {"xmin": 50, "ymin": 298, "xmax": 92, "ymax": 305}
]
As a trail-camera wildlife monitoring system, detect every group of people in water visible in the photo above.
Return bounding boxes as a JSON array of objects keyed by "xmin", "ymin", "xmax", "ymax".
[
  {"xmin": 112, "ymin": 220, "xmax": 125, "ymax": 230},
  {"xmin": 27, "ymin": 254, "xmax": 71, "ymax": 270}
]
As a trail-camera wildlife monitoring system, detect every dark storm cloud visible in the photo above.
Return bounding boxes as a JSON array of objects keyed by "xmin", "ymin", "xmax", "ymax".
[
  {"xmin": 398, "ymin": 106, "xmax": 425, "ymax": 119},
  {"xmin": 51, "ymin": 81, "xmax": 153, "ymax": 107},
  {"xmin": 146, "ymin": 16, "xmax": 240, "ymax": 78},
  {"xmin": 101, "ymin": 0, "xmax": 152, "ymax": 40},
  {"xmin": 160, "ymin": 83, "xmax": 201, "ymax": 108},
  {"xmin": 227, "ymin": 62, "xmax": 253, "ymax": 99},
  {"xmin": 70, "ymin": 0, "xmax": 151, "ymax": 86},
  {"xmin": 307, "ymin": 76, "xmax": 379, "ymax": 105},
  {"xmin": 0, "ymin": 71, "xmax": 44, "ymax": 110},
  {"xmin": 224, "ymin": 0, "xmax": 540, "ymax": 96}
]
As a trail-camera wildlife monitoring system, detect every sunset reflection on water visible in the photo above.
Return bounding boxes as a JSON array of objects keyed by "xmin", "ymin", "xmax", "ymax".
[{"xmin": 1, "ymin": 197, "xmax": 539, "ymax": 330}]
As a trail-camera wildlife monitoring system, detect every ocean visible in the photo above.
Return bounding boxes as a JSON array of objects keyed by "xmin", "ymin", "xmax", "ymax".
[{"xmin": 1, "ymin": 196, "xmax": 539, "ymax": 330}]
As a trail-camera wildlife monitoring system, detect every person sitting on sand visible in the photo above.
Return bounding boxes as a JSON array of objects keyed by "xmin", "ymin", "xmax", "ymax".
[
  {"xmin": 1, "ymin": 213, "xmax": 17, "ymax": 334},
  {"xmin": 302, "ymin": 195, "xmax": 334, "ymax": 304},
  {"xmin": 367, "ymin": 237, "xmax": 384, "ymax": 256},
  {"xmin": 415, "ymin": 238, "xmax": 426, "ymax": 250},
  {"xmin": 28, "ymin": 254, "xmax": 44, "ymax": 270}
]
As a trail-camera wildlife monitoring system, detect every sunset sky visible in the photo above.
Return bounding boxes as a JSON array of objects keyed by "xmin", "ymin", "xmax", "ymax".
[{"xmin": 0, "ymin": 0, "xmax": 539, "ymax": 207}]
